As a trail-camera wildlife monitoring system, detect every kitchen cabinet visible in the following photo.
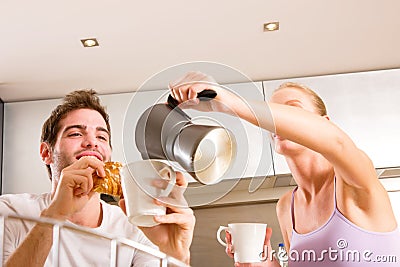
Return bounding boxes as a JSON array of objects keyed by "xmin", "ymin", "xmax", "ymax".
[
  {"xmin": 176, "ymin": 80, "xmax": 275, "ymax": 206},
  {"xmin": 263, "ymin": 68, "xmax": 400, "ymax": 175},
  {"xmin": 108, "ymin": 90, "xmax": 167, "ymax": 165},
  {"xmin": 182, "ymin": 81, "xmax": 273, "ymax": 181}
]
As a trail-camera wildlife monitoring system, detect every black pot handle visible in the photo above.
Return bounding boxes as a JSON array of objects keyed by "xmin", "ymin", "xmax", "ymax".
[{"xmin": 167, "ymin": 89, "xmax": 217, "ymax": 109}]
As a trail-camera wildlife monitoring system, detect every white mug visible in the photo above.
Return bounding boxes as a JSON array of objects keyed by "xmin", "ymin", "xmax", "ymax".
[
  {"xmin": 217, "ymin": 223, "xmax": 268, "ymax": 263},
  {"xmin": 121, "ymin": 159, "xmax": 176, "ymax": 227}
]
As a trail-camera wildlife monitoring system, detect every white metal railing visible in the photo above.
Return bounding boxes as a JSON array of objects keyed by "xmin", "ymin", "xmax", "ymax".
[{"xmin": 0, "ymin": 214, "xmax": 190, "ymax": 267}]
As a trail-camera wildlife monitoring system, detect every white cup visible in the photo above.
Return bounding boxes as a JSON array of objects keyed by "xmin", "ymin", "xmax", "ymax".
[
  {"xmin": 217, "ymin": 223, "xmax": 268, "ymax": 263},
  {"xmin": 121, "ymin": 159, "xmax": 176, "ymax": 227}
]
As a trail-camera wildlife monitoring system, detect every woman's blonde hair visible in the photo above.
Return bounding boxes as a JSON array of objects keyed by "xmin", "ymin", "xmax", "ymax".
[{"xmin": 275, "ymin": 82, "xmax": 327, "ymax": 116}]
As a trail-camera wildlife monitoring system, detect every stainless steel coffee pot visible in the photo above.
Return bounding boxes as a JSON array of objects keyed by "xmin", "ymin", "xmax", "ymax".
[{"xmin": 135, "ymin": 91, "xmax": 236, "ymax": 184}]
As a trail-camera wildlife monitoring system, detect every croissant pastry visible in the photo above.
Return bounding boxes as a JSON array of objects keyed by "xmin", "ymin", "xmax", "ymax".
[{"xmin": 92, "ymin": 161, "xmax": 123, "ymax": 197}]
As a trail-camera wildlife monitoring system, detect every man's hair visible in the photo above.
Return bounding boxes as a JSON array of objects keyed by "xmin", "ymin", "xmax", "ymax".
[
  {"xmin": 41, "ymin": 89, "xmax": 111, "ymax": 178},
  {"xmin": 275, "ymin": 82, "xmax": 327, "ymax": 116}
]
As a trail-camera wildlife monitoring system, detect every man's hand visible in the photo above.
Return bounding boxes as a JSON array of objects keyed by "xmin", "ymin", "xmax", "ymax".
[
  {"xmin": 43, "ymin": 156, "xmax": 105, "ymax": 220},
  {"xmin": 119, "ymin": 172, "xmax": 195, "ymax": 264}
]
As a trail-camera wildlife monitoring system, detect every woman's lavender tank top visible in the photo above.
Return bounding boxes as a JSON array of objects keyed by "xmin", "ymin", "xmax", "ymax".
[{"xmin": 289, "ymin": 183, "xmax": 400, "ymax": 266}]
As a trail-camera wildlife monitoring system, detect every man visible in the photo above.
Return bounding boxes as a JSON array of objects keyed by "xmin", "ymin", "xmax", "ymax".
[{"xmin": 0, "ymin": 89, "xmax": 195, "ymax": 266}]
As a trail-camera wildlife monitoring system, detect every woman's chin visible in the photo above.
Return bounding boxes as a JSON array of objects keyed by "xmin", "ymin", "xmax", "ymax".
[{"xmin": 274, "ymin": 142, "xmax": 302, "ymax": 155}]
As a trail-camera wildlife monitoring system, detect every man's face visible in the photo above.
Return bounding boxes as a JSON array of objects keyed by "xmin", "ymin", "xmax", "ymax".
[{"xmin": 49, "ymin": 108, "xmax": 112, "ymax": 180}]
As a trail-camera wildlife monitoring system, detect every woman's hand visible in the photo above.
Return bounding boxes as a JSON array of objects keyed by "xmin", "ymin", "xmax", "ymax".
[
  {"xmin": 169, "ymin": 71, "xmax": 240, "ymax": 114},
  {"xmin": 226, "ymin": 228, "xmax": 279, "ymax": 267}
]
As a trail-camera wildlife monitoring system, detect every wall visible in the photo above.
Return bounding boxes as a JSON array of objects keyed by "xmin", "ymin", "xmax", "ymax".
[{"xmin": 3, "ymin": 98, "xmax": 58, "ymax": 193}]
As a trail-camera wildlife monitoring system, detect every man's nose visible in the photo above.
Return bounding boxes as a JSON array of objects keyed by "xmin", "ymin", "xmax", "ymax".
[{"xmin": 82, "ymin": 135, "xmax": 98, "ymax": 148}]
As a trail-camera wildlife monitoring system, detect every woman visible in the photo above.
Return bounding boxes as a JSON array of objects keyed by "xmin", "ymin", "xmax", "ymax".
[{"xmin": 169, "ymin": 72, "xmax": 400, "ymax": 266}]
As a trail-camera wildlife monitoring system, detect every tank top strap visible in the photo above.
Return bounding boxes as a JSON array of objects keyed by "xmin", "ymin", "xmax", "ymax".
[
  {"xmin": 291, "ymin": 186, "xmax": 299, "ymax": 230},
  {"xmin": 290, "ymin": 176, "xmax": 336, "ymax": 231},
  {"xmin": 333, "ymin": 175, "xmax": 337, "ymax": 208}
]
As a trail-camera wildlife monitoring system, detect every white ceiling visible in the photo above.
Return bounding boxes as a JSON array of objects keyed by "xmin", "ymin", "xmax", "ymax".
[{"xmin": 1, "ymin": 0, "xmax": 400, "ymax": 102}]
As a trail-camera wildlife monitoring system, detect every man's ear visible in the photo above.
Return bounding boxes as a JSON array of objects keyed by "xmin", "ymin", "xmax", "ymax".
[{"xmin": 40, "ymin": 142, "xmax": 52, "ymax": 165}]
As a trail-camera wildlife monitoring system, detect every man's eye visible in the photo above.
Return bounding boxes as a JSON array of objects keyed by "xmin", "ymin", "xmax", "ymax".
[
  {"xmin": 97, "ymin": 136, "xmax": 108, "ymax": 141},
  {"xmin": 68, "ymin": 132, "xmax": 82, "ymax": 137}
]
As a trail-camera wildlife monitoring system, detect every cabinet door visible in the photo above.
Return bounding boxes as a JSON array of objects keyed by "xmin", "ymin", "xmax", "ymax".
[
  {"xmin": 183, "ymin": 81, "xmax": 274, "ymax": 181},
  {"xmin": 224, "ymin": 82, "xmax": 274, "ymax": 179},
  {"xmin": 104, "ymin": 90, "xmax": 167, "ymax": 164},
  {"xmin": 263, "ymin": 68, "xmax": 400, "ymax": 175}
]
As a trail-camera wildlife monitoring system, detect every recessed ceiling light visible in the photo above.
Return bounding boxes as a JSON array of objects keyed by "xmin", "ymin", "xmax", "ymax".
[
  {"xmin": 263, "ymin": 22, "xmax": 279, "ymax": 32},
  {"xmin": 80, "ymin": 38, "xmax": 99, "ymax": 47}
]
